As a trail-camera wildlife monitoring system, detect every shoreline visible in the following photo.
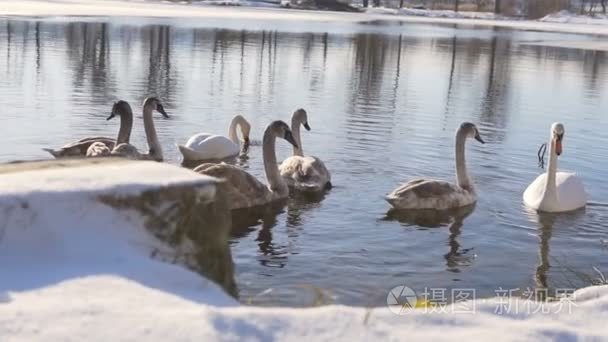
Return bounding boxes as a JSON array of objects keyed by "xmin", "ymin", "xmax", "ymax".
[{"xmin": 1, "ymin": 0, "xmax": 608, "ymax": 37}]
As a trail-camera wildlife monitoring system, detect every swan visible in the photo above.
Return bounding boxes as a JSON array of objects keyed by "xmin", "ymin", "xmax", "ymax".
[
  {"xmin": 193, "ymin": 120, "xmax": 298, "ymax": 210},
  {"xmin": 523, "ymin": 122, "xmax": 587, "ymax": 212},
  {"xmin": 109, "ymin": 97, "xmax": 170, "ymax": 162},
  {"xmin": 386, "ymin": 122, "xmax": 485, "ymax": 210},
  {"xmin": 43, "ymin": 102, "xmax": 133, "ymax": 158},
  {"xmin": 278, "ymin": 108, "xmax": 331, "ymax": 192},
  {"xmin": 178, "ymin": 115, "xmax": 251, "ymax": 162},
  {"xmin": 85, "ymin": 100, "xmax": 134, "ymax": 157}
]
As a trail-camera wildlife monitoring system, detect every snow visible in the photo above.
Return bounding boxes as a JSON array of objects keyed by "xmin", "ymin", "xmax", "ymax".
[
  {"xmin": 2, "ymin": 0, "xmax": 608, "ymax": 36},
  {"xmin": 0, "ymin": 160, "xmax": 607, "ymax": 340},
  {"xmin": 541, "ymin": 10, "xmax": 608, "ymax": 26}
]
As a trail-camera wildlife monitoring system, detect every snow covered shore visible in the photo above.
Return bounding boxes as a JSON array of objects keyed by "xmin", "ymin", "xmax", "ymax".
[
  {"xmin": 1, "ymin": 0, "xmax": 608, "ymax": 36},
  {"xmin": 0, "ymin": 159, "xmax": 607, "ymax": 340}
]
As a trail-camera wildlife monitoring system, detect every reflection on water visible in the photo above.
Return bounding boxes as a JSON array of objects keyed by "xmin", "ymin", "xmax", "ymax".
[{"xmin": 1, "ymin": 18, "xmax": 608, "ymax": 307}]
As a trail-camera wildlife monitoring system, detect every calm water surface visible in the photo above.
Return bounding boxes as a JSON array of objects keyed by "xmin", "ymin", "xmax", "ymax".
[{"xmin": 1, "ymin": 16, "xmax": 607, "ymax": 306}]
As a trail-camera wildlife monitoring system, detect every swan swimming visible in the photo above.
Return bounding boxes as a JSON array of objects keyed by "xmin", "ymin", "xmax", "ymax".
[
  {"xmin": 178, "ymin": 115, "xmax": 251, "ymax": 162},
  {"xmin": 85, "ymin": 100, "xmax": 134, "ymax": 157},
  {"xmin": 194, "ymin": 120, "xmax": 298, "ymax": 210},
  {"xmin": 523, "ymin": 122, "xmax": 587, "ymax": 212},
  {"xmin": 43, "ymin": 102, "xmax": 132, "ymax": 158},
  {"xmin": 279, "ymin": 109, "xmax": 331, "ymax": 192},
  {"xmin": 386, "ymin": 122, "xmax": 485, "ymax": 210}
]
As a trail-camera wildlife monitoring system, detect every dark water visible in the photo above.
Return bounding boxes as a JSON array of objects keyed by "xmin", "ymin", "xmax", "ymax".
[{"xmin": 1, "ymin": 16, "xmax": 607, "ymax": 307}]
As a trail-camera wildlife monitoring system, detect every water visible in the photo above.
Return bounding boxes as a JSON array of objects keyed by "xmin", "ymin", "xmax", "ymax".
[{"xmin": 1, "ymin": 16, "xmax": 607, "ymax": 307}]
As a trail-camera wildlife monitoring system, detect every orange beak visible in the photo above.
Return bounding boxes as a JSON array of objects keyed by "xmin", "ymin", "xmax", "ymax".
[{"xmin": 554, "ymin": 138, "xmax": 562, "ymax": 156}]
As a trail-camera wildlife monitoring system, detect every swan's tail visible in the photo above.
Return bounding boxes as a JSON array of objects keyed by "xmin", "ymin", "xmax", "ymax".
[
  {"xmin": 177, "ymin": 144, "xmax": 203, "ymax": 161},
  {"xmin": 42, "ymin": 148, "xmax": 61, "ymax": 159}
]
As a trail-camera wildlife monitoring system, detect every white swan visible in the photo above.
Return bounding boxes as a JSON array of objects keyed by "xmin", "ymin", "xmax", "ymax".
[
  {"xmin": 43, "ymin": 102, "xmax": 133, "ymax": 158},
  {"xmin": 178, "ymin": 115, "xmax": 251, "ymax": 162},
  {"xmin": 279, "ymin": 109, "xmax": 331, "ymax": 192},
  {"xmin": 85, "ymin": 101, "xmax": 134, "ymax": 157},
  {"xmin": 194, "ymin": 120, "xmax": 298, "ymax": 210},
  {"xmin": 110, "ymin": 97, "xmax": 170, "ymax": 162},
  {"xmin": 386, "ymin": 122, "xmax": 485, "ymax": 210},
  {"xmin": 523, "ymin": 122, "xmax": 587, "ymax": 212}
]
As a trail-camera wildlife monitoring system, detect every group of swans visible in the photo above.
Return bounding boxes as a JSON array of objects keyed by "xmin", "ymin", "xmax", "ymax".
[
  {"xmin": 386, "ymin": 122, "xmax": 587, "ymax": 214},
  {"xmin": 44, "ymin": 97, "xmax": 169, "ymax": 161},
  {"xmin": 44, "ymin": 100, "xmax": 586, "ymax": 214}
]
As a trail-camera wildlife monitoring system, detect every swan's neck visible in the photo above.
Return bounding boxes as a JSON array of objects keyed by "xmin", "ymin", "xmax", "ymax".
[
  {"xmin": 541, "ymin": 139, "xmax": 559, "ymax": 205},
  {"xmin": 291, "ymin": 116, "xmax": 304, "ymax": 157},
  {"xmin": 455, "ymin": 130, "xmax": 473, "ymax": 192},
  {"xmin": 228, "ymin": 117, "xmax": 240, "ymax": 145},
  {"xmin": 143, "ymin": 105, "xmax": 163, "ymax": 162},
  {"xmin": 263, "ymin": 129, "xmax": 287, "ymax": 195},
  {"xmin": 116, "ymin": 108, "xmax": 133, "ymax": 145}
]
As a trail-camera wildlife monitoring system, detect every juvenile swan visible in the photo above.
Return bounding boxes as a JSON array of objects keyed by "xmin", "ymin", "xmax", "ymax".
[
  {"xmin": 523, "ymin": 123, "xmax": 586, "ymax": 212},
  {"xmin": 386, "ymin": 122, "xmax": 485, "ymax": 210},
  {"xmin": 43, "ymin": 102, "xmax": 133, "ymax": 158},
  {"xmin": 85, "ymin": 101, "xmax": 134, "ymax": 157},
  {"xmin": 279, "ymin": 109, "xmax": 331, "ymax": 192},
  {"xmin": 194, "ymin": 120, "xmax": 298, "ymax": 210},
  {"xmin": 110, "ymin": 97, "xmax": 170, "ymax": 162},
  {"xmin": 178, "ymin": 115, "xmax": 251, "ymax": 162}
]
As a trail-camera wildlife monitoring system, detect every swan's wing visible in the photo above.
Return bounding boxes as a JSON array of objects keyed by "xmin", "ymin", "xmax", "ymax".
[
  {"xmin": 86, "ymin": 142, "xmax": 111, "ymax": 157},
  {"xmin": 523, "ymin": 173, "xmax": 547, "ymax": 209},
  {"xmin": 111, "ymin": 143, "xmax": 141, "ymax": 159},
  {"xmin": 386, "ymin": 179, "xmax": 474, "ymax": 210},
  {"xmin": 279, "ymin": 156, "xmax": 331, "ymax": 192},
  {"xmin": 185, "ymin": 133, "xmax": 214, "ymax": 147},
  {"xmin": 195, "ymin": 163, "xmax": 271, "ymax": 210},
  {"xmin": 44, "ymin": 137, "xmax": 116, "ymax": 158},
  {"xmin": 183, "ymin": 134, "xmax": 239, "ymax": 160},
  {"xmin": 556, "ymin": 172, "xmax": 587, "ymax": 211}
]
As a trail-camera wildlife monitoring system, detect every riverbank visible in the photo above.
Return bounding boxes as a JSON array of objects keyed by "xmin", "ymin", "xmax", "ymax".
[{"xmin": 1, "ymin": 0, "xmax": 608, "ymax": 36}]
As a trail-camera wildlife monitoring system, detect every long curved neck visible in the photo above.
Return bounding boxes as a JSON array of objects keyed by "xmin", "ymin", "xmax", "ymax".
[
  {"xmin": 455, "ymin": 129, "xmax": 473, "ymax": 191},
  {"xmin": 262, "ymin": 129, "xmax": 287, "ymax": 195},
  {"xmin": 143, "ymin": 105, "xmax": 163, "ymax": 161},
  {"xmin": 116, "ymin": 108, "xmax": 133, "ymax": 145},
  {"xmin": 541, "ymin": 139, "xmax": 559, "ymax": 205},
  {"xmin": 291, "ymin": 116, "xmax": 304, "ymax": 157},
  {"xmin": 228, "ymin": 117, "xmax": 240, "ymax": 145}
]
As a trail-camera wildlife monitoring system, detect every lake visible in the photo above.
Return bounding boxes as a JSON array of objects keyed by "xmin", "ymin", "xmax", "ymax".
[{"xmin": 1, "ymin": 15, "xmax": 607, "ymax": 307}]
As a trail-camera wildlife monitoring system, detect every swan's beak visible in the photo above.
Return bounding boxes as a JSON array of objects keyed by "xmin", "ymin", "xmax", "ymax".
[
  {"xmin": 555, "ymin": 135, "xmax": 563, "ymax": 156},
  {"xmin": 157, "ymin": 104, "xmax": 170, "ymax": 119},
  {"xmin": 474, "ymin": 133, "xmax": 485, "ymax": 144},
  {"xmin": 303, "ymin": 122, "xmax": 311, "ymax": 131},
  {"xmin": 284, "ymin": 131, "xmax": 299, "ymax": 149},
  {"xmin": 106, "ymin": 113, "xmax": 116, "ymax": 121}
]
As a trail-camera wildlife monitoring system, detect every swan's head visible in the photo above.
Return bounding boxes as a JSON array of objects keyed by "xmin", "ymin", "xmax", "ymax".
[
  {"xmin": 143, "ymin": 97, "xmax": 170, "ymax": 119},
  {"xmin": 107, "ymin": 100, "xmax": 132, "ymax": 121},
  {"xmin": 293, "ymin": 108, "xmax": 310, "ymax": 131},
  {"xmin": 460, "ymin": 122, "xmax": 485, "ymax": 144},
  {"xmin": 234, "ymin": 115, "xmax": 251, "ymax": 152},
  {"xmin": 551, "ymin": 122, "xmax": 564, "ymax": 156},
  {"xmin": 270, "ymin": 120, "xmax": 298, "ymax": 149}
]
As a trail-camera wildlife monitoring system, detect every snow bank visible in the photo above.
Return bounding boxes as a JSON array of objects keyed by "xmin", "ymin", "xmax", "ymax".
[
  {"xmin": 0, "ymin": 159, "xmax": 237, "ymax": 306},
  {"xmin": 0, "ymin": 159, "xmax": 607, "ymax": 340},
  {"xmin": 3, "ymin": 0, "xmax": 608, "ymax": 36},
  {"xmin": 541, "ymin": 10, "xmax": 608, "ymax": 26}
]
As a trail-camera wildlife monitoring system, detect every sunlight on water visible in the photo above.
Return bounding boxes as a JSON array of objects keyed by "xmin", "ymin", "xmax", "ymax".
[{"xmin": 1, "ymin": 18, "xmax": 607, "ymax": 306}]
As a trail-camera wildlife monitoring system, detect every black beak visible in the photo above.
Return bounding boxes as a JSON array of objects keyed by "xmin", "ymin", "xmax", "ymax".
[
  {"xmin": 106, "ymin": 113, "xmax": 115, "ymax": 121},
  {"xmin": 284, "ymin": 130, "xmax": 299, "ymax": 149},
  {"xmin": 242, "ymin": 137, "xmax": 250, "ymax": 154},
  {"xmin": 475, "ymin": 134, "xmax": 485, "ymax": 144},
  {"xmin": 303, "ymin": 122, "xmax": 311, "ymax": 131},
  {"xmin": 157, "ymin": 104, "xmax": 170, "ymax": 119}
]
